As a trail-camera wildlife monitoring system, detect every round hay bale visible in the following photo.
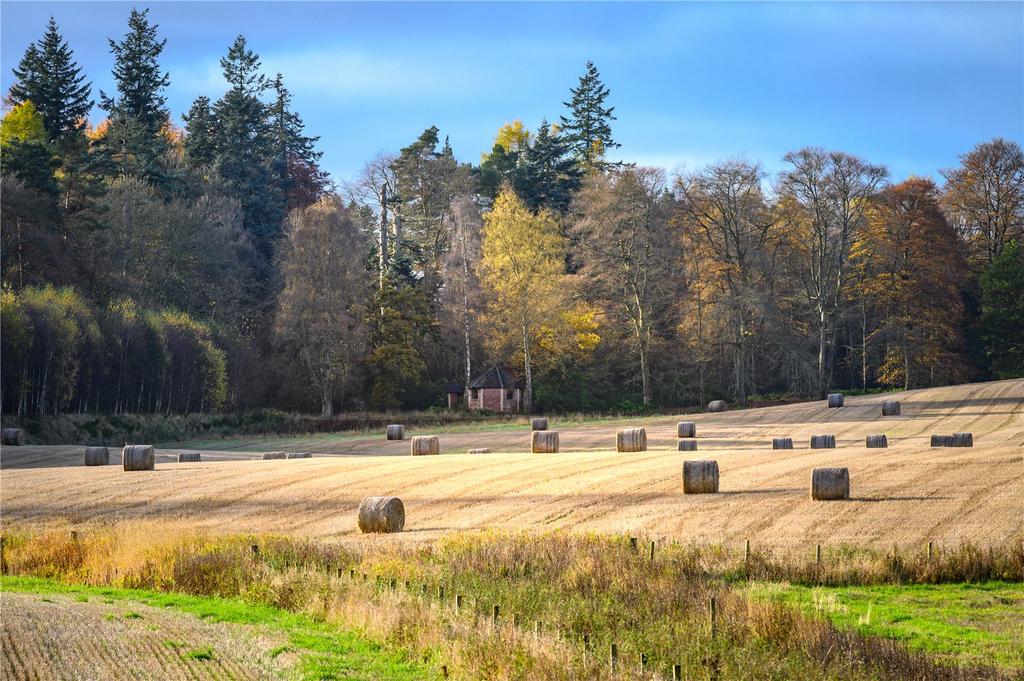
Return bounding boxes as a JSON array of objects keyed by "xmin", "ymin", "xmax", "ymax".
[
  {"xmin": 772, "ymin": 437, "xmax": 794, "ymax": 450},
  {"xmin": 810, "ymin": 467, "xmax": 850, "ymax": 500},
  {"xmin": 881, "ymin": 400, "xmax": 901, "ymax": 416},
  {"xmin": 951, "ymin": 432, "xmax": 974, "ymax": 447},
  {"xmin": 177, "ymin": 451, "xmax": 201, "ymax": 463},
  {"xmin": 411, "ymin": 435, "xmax": 440, "ymax": 456},
  {"xmin": 827, "ymin": 393, "xmax": 844, "ymax": 408},
  {"xmin": 677, "ymin": 422, "xmax": 696, "ymax": 438},
  {"xmin": 386, "ymin": 424, "xmax": 405, "ymax": 440},
  {"xmin": 865, "ymin": 434, "xmax": 888, "ymax": 449},
  {"xmin": 2, "ymin": 428, "xmax": 25, "ymax": 446},
  {"xmin": 677, "ymin": 439, "xmax": 698, "ymax": 452},
  {"xmin": 262, "ymin": 451, "xmax": 287, "ymax": 460},
  {"xmin": 810, "ymin": 434, "xmax": 836, "ymax": 449},
  {"xmin": 930, "ymin": 434, "xmax": 951, "ymax": 447},
  {"xmin": 84, "ymin": 446, "xmax": 110, "ymax": 466},
  {"xmin": 467, "ymin": 448, "xmax": 491, "ymax": 454},
  {"xmin": 530, "ymin": 417, "xmax": 548, "ymax": 431},
  {"xmin": 616, "ymin": 428, "xmax": 647, "ymax": 452},
  {"xmin": 357, "ymin": 496, "xmax": 405, "ymax": 533},
  {"xmin": 122, "ymin": 444, "xmax": 155, "ymax": 471},
  {"xmin": 286, "ymin": 452, "xmax": 311, "ymax": 459},
  {"xmin": 682, "ymin": 460, "xmax": 719, "ymax": 494},
  {"xmin": 531, "ymin": 430, "xmax": 559, "ymax": 453},
  {"xmin": 706, "ymin": 400, "xmax": 727, "ymax": 413}
]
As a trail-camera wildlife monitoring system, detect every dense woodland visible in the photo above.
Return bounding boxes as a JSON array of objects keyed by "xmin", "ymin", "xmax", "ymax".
[{"xmin": 2, "ymin": 11, "xmax": 1023, "ymax": 417}]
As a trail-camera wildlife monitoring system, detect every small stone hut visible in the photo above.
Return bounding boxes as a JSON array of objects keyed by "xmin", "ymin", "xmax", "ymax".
[{"xmin": 464, "ymin": 367, "xmax": 523, "ymax": 413}]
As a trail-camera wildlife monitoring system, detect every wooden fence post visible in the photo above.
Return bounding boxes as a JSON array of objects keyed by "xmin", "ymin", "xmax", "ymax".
[
  {"xmin": 672, "ymin": 663, "xmax": 682, "ymax": 681},
  {"xmin": 456, "ymin": 594, "xmax": 463, "ymax": 611},
  {"xmin": 609, "ymin": 643, "xmax": 619, "ymax": 672},
  {"xmin": 437, "ymin": 585, "xmax": 445, "ymax": 600},
  {"xmin": 492, "ymin": 605, "xmax": 500, "ymax": 625},
  {"xmin": 629, "ymin": 537, "xmax": 638, "ymax": 553},
  {"xmin": 639, "ymin": 652, "xmax": 648, "ymax": 674},
  {"xmin": 744, "ymin": 539, "xmax": 750, "ymax": 562},
  {"xmin": 927, "ymin": 541, "xmax": 934, "ymax": 561},
  {"xmin": 649, "ymin": 540, "xmax": 655, "ymax": 561},
  {"xmin": 815, "ymin": 544, "xmax": 821, "ymax": 564}
]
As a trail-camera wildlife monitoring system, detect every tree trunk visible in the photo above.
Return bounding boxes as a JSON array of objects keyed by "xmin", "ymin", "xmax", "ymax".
[
  {"xmin": 321, "ymin": 379, "xmax": 334, "ymax": 417},
  {"xmin": 861, "ymin": 301, "xmax": 867, "ymax": 389},
  {"xmin": 462, "ymin": 291, "xmax": 472, "ymax": 410},
  {"xmin": 378, "ymin": 185, "xmax": 389, "ymax": 295},
  {"xmin": 522, "ymin": 320, "xmax": 533, "ymax": 413},
  {"xmin": 903, "ymin": 347, "xmax": 910, "ymax": 391},
  {"xmin": 817, "ymin": 307, "xmax": 828, "ymax": 397},
  {"xmin": 460, "ymin": 229, "xmax": 473, "ymax": 409}
]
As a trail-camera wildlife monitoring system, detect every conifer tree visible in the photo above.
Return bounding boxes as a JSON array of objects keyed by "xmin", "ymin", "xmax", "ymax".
[
  {"xmin": 182, "ymin": 96, "xmax": 216, "ymax": 168},
  {"xmin": 522, "ymin": 120, "xmax": 582, "ymax": 214},
  {"xmin": 268, "ymin": 73, "xmax": 329, "ymax": 210},
  {"xmin": 9, "ymin": 18, "xmax": 92, "ymax": 143},
  {"xmin": 100, "ymin": 8, "xmax": 170, "ymax": 133},
  {"xmin": 980, "ymin": 241, "xmax": 1024, "ymax": 378},
  {"xmin": 559, "ymin": 61, "xmax": 618, "ymax": 170},
  {"xmin": 211, "ymin": 35, "xmax": 283, "ymax": 257}
]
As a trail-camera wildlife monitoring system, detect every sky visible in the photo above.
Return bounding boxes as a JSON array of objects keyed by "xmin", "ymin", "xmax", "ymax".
[{"xmin": 2, "ymin": 1, "xmax": 1022, "ymax": 185}]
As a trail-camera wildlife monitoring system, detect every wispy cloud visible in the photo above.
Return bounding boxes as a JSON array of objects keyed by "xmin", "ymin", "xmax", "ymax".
[{"xmin": 171, "ymin": 46, "xmax": 496, "ymax": 103}]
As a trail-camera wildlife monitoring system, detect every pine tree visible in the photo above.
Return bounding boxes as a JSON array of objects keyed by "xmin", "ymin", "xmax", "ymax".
[
  {"xmin": 267, "ymin": 73, "xmax": 328, "ymax": 210},
  {"xmin": 100, "ymin": 8, "xmax": 170, "ymax": 133},
  {"xmin": 980, "ymin": 240, "xmax": 1024, "ymax": 378},
  {"xmin": 211, "ymin": 35, "xmax": 283, "ymax": 256},
  {"xmin": 521, "ymin": 120, "xmax": 582, "ymax": 214},
  {"xmin": 9, "ymin": 17, "xmax": 92, "ymax": 143},
  {"xmin": 559, "ymin": 61, "xmax": 618, "ymax": 170},
  {"xmin": 390, "ymin": 126, "xmax": 464, "ymax": 278},
  {"xmin": 182, "ymin": 96, "xmax": 216, "ymax": 168}
]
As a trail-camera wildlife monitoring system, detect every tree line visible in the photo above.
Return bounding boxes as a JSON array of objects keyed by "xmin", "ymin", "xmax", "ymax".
[{"xmin": 2, "ymin": 11, "xmax": 1022, "ymax": 417}]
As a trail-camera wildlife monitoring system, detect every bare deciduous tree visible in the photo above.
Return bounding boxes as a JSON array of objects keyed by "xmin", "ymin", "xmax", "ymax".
[
  {"xmin": 676, "ymin": 160, "xmax": 779, "ymax": 403},
  {"xmin": 942, "ymin": 138, "xmax": 1024, "ymax": 270},
  {"xmin": 777, "ymin": 148, "xmax": 888, "ymax": 396},
  {"xmin": 275, "ymin": 196, "xmax": 367, "ymax": 416},
  {"xmin": 573, "ymin": 168, "xmax": 678, "ymax": 405}
]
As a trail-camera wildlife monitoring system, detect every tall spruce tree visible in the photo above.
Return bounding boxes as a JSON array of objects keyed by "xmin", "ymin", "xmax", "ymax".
[
  {"xmin": 93, "ymin": 9, "xmax": 173, "ymax": 185},
  {"xmin": 9, "ymin": 17, "xmax": 92, "ymax": 143},
  {"xmin": 560, "ymin": 61, "xmax": 618, "ymax": 170},
  {"xmin": 268, "ymin": 73, "xmax": 328, "ymax": 210},
  {"xmin": 100, "ymin": 8, "xmax": 170, "ymax": 133},
  {"xmin": 521, "ymin": 120, "xmax": 582, "ymax": 214},
  {"xmin": 211, "ymin": 35, "xmax": 283, "ymax": 258},
  {"xmin": 182, "ymin": 96, "xmax": 216, "ymax": 168}
]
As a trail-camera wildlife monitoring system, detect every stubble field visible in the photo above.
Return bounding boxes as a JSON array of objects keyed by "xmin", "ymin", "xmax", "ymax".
[{"xmin": 3, "ymin": 379, "xmax": 1021, "ymax": 551}]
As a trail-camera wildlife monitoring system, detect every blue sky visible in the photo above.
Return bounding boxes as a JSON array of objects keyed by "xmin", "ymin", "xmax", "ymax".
[{"xmin": 3, "ymin": 1, "xmax": 1022, "ymax": 184}]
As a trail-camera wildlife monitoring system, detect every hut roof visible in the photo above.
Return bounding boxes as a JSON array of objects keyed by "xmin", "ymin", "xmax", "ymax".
[
  {"xmin": 469, "ymin": 366, "xmax": 522, "ymax": 390},
  {"xmin": 446, "ymin": 383, "xmax": 465, "ymax": 395}
]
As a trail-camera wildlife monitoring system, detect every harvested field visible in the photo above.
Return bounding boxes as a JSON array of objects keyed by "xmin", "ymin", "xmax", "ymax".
[
  {"xmin": 2, "ymin": 379, "xmax": 1022, "ymax": 549},
  {"xmin": 0, "ymin": 591, "xmax": 285, "ymax": 680}
]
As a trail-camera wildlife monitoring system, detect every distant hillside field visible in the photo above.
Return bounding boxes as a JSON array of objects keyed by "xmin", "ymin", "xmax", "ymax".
[{"xmin": 2, "ymin": 379, "xmax": 1021, "ymax": 550}]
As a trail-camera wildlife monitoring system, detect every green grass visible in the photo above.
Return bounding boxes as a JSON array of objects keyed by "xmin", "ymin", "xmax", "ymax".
[
  {"xmin": 183, "ymin": 645, "xmax": 215, "ymax": 661},
  {"xmin": 748, "ymin": 581, "xmax": 1024, "ymax": 669},
  {"xmin": 1, "ymin": 576, "xmax": 433, "ymax": 681}
]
